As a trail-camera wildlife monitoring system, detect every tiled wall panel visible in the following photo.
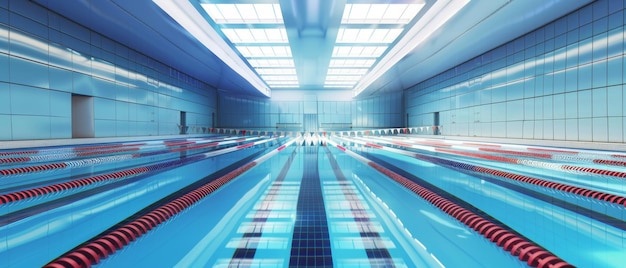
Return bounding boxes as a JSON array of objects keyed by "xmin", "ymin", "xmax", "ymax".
[
  {"xmin": 0, "ymin": 1, "xmax": 217, "ymax": 140},
  {"xmin": 406, "ymin": 0, "xmax": 626, "ymax": 143}
]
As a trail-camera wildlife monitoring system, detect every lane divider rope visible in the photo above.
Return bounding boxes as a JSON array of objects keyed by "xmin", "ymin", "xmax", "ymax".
[
  {"xmin": 326, "ymin": 138, "xmax": 573, "ymax": 268},
  {"xmin": 43, "ymin": 137, "xmax": 298, "ymax": 268}
]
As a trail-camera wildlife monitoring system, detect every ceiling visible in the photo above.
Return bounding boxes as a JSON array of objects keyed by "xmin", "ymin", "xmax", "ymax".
[{"xmin": 33, "ymin": 0, "xmax": 592, "ymax": 98}]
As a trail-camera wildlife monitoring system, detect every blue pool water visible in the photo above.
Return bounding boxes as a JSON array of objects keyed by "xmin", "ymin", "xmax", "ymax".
[{"xmin": 1, "ymin": 135, "xmax": 625, "ymax": 267}]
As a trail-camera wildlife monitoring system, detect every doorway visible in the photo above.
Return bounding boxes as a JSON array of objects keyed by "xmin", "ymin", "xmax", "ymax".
[
  {"xmin": 433, "ymin": 112, "xmax": 440, "ymax": 135},
  {"xmin": 180, "ymin": 111, "xmax": 187, "ymax": 134},
  {"xmin": 71, "ymin": 94, "xmax": 94, "ymax": 138}
]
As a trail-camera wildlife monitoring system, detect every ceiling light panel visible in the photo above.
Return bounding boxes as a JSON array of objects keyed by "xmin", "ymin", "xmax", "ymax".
[
  {"xmin": 327, "ymin": 68, "xmax": 369, "ymax": 75},
  {"xmin": 200, "ymin": 4, "xmax": 283, "ymax": 24},
  {"xmin": 237, "ymin": 46, "xmax": 291, "ymax": 57},
  {"xmin": 330, "ymin": 59, "xmax": 376, "ymax": 68},
  {"xmin": 336, "ymin": 28, "xmax": 403, "ymax": 43},
  {"xmin": 333, "ymin": 46, "xmax": 387, "ymax": 57},
  {"xmin": 342, "ymin": 4, "xmax": 425, "ymax": 24},
  {"xmin": 248, "ymin": 59, "xmax": 295, "ymax": 68},
  {"xmin": 325, "ymin": 75, "xmax": 362, "ymax": 81},
  {"xmin": 221, "ymin": 28, "xmax": 288, "ymax": 43},
  {"xmin": 256, "ymin": 68, "xmax": 296, "ymax": 75},
  {"xmin": 262, "ymin": 75, "xmax": 299, "ymax": 81}
]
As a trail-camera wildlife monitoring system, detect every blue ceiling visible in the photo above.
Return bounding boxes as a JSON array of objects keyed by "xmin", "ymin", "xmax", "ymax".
[{"xmin": 33, "ymin": 0, "xmax": 592, "ymax": 98}]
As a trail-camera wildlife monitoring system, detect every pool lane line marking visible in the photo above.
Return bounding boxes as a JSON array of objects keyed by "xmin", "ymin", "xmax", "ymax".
[
  {"xmin": 322, "ymin": 146, "xmax": 396, "ymax": 267},
  {"xmin": 43, "ymin": 137, "xmax": 299, "ymax": 268},
  {"xmin": 288, "ymin": 146, "xmax": 334, "ymax": 267},
  {"xmin": 324, "ymin": 138, "xmax": 574, "ymax": 268},
  {"xmin": 228, "ymin": 146, "xmax": 298, "ymax": 265}
]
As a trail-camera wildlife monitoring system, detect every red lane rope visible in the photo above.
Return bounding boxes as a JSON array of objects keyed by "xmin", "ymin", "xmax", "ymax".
[
  {"xmin": 0, "ymin": 167, "xmax": 149, "ymax": 205},
  {"xmin": 44, "ymin": 162, "xmax": 257, "ymax": 268},
  {"xmin": 0, "ymin": 163, "xmax": 68, "ymax": 176},
  {"xmin": 470, "ymin": 166, "xmax": 626, "ymax": 207},
  {"xmin": 367, "ymin": 162, "xmax": 574, "ymax": 268}
]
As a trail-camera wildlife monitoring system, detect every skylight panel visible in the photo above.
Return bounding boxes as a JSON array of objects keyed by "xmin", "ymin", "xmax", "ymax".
[
  {"xmin": 261, "ymin": 75, "xmax": 298, "ymax": 81},
  {"xmin": 248, "ymin": 59, "xmax": 295, "ymax": 68},
  {"xmin": 324, "ymin": 81, "xmax": 357, "ymax": 87},
  {"xmin": 256, "ymin": 68, "xmax": 296, "ymax": 75},
  {"xmin": 221, "ymin": 29, "xmax": 288, "ymax": 43},
  {"xmin": 255, "ymin": 4, "xmax": 283, "ymax": 22},
  {"xmin": 237, "ymin": 46, "xmax": 291, "ymax": 57},
  {"xmin": 201, "ymin": 4, "xmax": 283, "ymax": 24},
  {"xmin": 336, "ymin": 29, "xmax": 401, "ymax": 43},
  {"xmin": 327, "ymin": 68, "xmax": 368, "ymax": 75},
  {"xmin": 326, "ymin": 75, "xmax": 362, "ymax": 81},
  {"xmin": 217, "ymin": 5, "xmax": 241, "ymax": 22},
  {"xmin": 372, "ymin": 28, "xmax": 403, "ymax": 43},
  {"xmin": 342, "ymin": 4, "xmax": 425, "ymax": 24},
  {"xmin": 400, "ymin": 4, "xmax": 425, "ymax": 22},
  {"xmin": 263, "ymin": 29, "xmax": 288, "ymax": 42},
  {"xmin": 330, "ymin": 59, "xmax": 376, "ymax": 68},
  {"xmin": 267, "ymin": 81, "xmax": 299, "ymax": 86}
]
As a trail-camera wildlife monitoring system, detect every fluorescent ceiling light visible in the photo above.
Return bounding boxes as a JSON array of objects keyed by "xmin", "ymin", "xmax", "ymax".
[
  {"xmin": 342, "ymin": 4, "xmax": 425, "ymax": 24},
  {"xmin": 353, "ymin": 0, "xmax": 470, "ymax": 97},
  {"xmin": 153, "ymin": 0, "xmax": 270, "ymax": 96},
  {"xmin": 237, "ymin": 46, "xmax": 291, "ymax": 57},
  {"xmin": 200, "ymin": 4, "xmax": 283, "ymax": 24}
]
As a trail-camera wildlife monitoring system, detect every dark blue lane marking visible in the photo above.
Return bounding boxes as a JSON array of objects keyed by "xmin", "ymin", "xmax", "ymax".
[
  {"xmin": 289, "ymin": 146, "xmax": 333, "ymax": 267},
  {"xmin": 229, "ymin": 147, "xmax": 298, "ymax": 265},
  {"xmin": 324, "ymin": 146, "xmax": 395, "ymax": 267}
]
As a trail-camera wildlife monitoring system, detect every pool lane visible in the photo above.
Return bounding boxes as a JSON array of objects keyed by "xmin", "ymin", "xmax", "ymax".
[
  {"xmin": 352, "ymin": 144, "xmax": 625, "ymax": 267},
  {"xmin": 101, "ymin": 144, "xmax": 525, "ymax": 267},
  {"xmin": 0, "ymin": 139, "xmax": 277, "ymax": 267},
  {"xmin": 289, "ymin": 146, "xmax": 333, "ymax": 267}
]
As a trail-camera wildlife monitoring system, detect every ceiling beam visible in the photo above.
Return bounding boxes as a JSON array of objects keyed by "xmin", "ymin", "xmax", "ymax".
[{"xmin": 280, "ymin": 0, "xmax": 346, "ymax": 89}]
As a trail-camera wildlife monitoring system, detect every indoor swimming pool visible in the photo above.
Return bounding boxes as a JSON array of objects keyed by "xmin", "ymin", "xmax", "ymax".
[{"xmin": 0, "ymin": 134, "xmax": 625, "ymax": 267}]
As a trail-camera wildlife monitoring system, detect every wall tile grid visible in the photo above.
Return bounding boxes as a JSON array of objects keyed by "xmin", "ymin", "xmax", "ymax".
[
  {"xmin": 218, "ymin": 92, "xmax": 403, "ymax": 131},
  {"xmin": 0, "ymin": 1, "xmax": 217, "ymax": 140},
  {"xmin": 406, "ymin": 0, "xmax": 626, "ymax": 143}
]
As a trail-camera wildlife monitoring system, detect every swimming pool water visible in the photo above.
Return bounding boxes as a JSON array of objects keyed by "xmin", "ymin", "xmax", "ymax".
[{"xmin": 1, "ymin": 134, "xmax": 625, "ymax": 267}]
